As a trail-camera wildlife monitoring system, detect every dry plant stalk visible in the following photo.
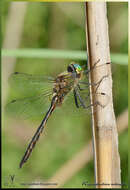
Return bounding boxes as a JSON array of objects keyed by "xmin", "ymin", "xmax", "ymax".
[
  {"xmin": 85, "ymin": 2, "xmax": 121, "ymax": 188},
  {"xmin": 34, "ymin": 109, "xmax": 127, "ymax": 188}
]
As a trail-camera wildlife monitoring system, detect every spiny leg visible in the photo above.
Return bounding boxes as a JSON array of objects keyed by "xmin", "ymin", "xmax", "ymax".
[
  {"xmin": 74, "ymin": 88, "xmax": 87, "ymax": 109},
  {"xmin": 73, "ymin": 89, "xmax": 80, "ymax": 108},
  {"xmin": 79, "ymin": 75, "xmax": 109, "ymax": 90},
  {"xmin": 85, "ymin": 59, "xmax": 110, "ymax": 75},
  {"xmin": 85, "ymin": 59, "xmax": 100, "ymax": 75},
  {"xmin": 77, "ymin": 85, "xmax": 108, "ymax": 111}
]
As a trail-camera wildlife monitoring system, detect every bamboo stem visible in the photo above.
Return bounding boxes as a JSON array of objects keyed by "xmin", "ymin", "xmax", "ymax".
[{"xmin": 85, "ymin": 2, "xmax": 121, "ymax": 188}]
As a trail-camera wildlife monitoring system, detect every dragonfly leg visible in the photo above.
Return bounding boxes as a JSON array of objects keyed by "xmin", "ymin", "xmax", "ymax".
[
  {"xmin": 83, "ymin": 92, "xmax": 107, "ymax": 112},
  {"xmin": 73, "ymin": 89, "xmax": 80, "ymax": 108},
  {"xmin": 76, "ymin": 86, "xmax": 108, "ymax": 110},
  {"xmin": 85, "ymin": 59, "xmax": 110, "ymax": 75},
  {"xmin": 83, "ymin": 99, "xmax": 105, "ymax": 111},
  {"xmin": 85, "ymin": 59, "xmax": 100, "ymax": 74},
  {"xmin": 94, "ymin": 75, "xmax": 109, "ymax": 93},
  {"xmin": 74, "ymin": 88, "xmax": 87, "ymax": 109},
  {"xmin": 77, "ymin": 84, "xmax": 87, "ymax": 91},
  {"xmin": 79, "ymin": 74, "xmax": 109, "ymax": 91}
]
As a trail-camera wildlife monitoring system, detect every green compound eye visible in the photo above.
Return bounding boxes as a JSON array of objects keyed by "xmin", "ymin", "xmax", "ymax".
[
  {"xmin": 67, "ymin": 63, "xmax": 82, "ymax": 74},
  {"xmin": 74, "ymin": 64, "xmax": 82, "ymax": 72}
]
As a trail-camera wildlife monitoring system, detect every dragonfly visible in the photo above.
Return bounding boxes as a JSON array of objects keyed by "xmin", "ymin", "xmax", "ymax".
[{"xmin": 6, "ymin": 59, "xmax": 110, "ymax": 168}]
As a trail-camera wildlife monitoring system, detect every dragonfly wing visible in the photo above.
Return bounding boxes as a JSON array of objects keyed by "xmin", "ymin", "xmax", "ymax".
[
  {"xmin": 8, "ymin": 72, "xmax": 54, "ymax": 96},
  {"xmin": 5, "ymin": 93, "xmax": 52, "ymax": 119}
]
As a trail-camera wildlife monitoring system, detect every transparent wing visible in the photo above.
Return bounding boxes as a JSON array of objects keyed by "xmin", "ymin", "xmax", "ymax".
[
  {"xmin": 8, "ymin": 72, "xmax": 54, "ymax": 96},
  {"xmin": 5, "ymin": 92, "xmax": 52, "ymax": 119},
  {"xmin": 6, "ymin": 68, "xmax": 109, "ymax": 120},
  {"xmin": 6, "ymin": 72, "xmax": 54, "ymax": 119}
]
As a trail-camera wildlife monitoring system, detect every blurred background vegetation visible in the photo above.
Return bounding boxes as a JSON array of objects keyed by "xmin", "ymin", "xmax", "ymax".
[{"xmin": 2, "ymin": 1, "xmax": 128, "ymax": 188}]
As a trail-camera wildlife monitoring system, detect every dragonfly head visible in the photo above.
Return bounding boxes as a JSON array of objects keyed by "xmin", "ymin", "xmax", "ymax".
[{"xmin": 67, "ymin": 63, "xmax": 83, "ymax": 79}]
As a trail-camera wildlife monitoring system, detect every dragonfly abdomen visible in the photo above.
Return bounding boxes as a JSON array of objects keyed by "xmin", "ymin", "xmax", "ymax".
[{"xmin": 19, "ymin": 96, "xmax": 58, "ymax": 168}]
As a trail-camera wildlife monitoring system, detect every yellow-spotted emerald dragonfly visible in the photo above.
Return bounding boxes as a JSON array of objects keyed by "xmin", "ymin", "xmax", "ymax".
[{"xmin": 6, "ymin": 60, "xmax": 110, "ymax": 168}]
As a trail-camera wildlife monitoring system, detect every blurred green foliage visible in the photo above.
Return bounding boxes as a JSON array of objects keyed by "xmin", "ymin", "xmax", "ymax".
[{"xmin": 2, "ymin": 1, "xmax": 128, "ymax": 188}]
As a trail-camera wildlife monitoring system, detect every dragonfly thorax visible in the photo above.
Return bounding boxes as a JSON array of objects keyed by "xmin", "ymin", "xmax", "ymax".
[
  {"xmin": 53, "ymin": 73, "xmax": 75, "ymax": 106},
  {"xmin": 52, "ymin": 63, "xmax": 83, "ymax": 106}
]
